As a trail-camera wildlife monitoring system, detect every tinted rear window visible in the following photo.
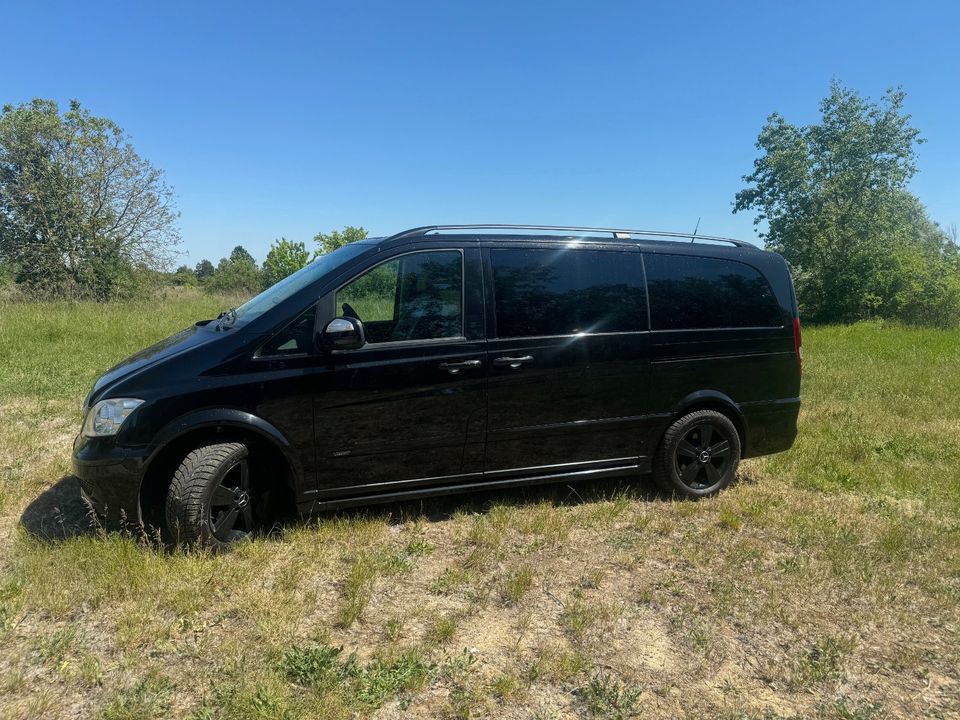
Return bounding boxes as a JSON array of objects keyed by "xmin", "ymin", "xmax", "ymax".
[
  {"xmin": 491, "ymin": 248, "xmax": 647, "ymax": 337},
  {"xmin": 644, "ymin": 253, "xmax": 781, "ymax": 330}
]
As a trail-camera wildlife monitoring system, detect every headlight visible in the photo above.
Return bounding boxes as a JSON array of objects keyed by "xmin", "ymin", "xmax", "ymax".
[{"xmin": 82, "ymin": 398, "xmax": 144, "ymax": 438}]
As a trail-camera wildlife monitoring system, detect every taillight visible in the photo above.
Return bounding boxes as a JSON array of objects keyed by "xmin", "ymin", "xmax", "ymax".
[{"xmin": 793, "ymin": 316, "xmax": 803, "ymax": 374}]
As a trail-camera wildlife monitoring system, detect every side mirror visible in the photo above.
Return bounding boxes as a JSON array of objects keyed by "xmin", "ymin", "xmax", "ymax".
[{"xmin": 320, "ymin": 316, "xmax": 366, "ymax": 350}]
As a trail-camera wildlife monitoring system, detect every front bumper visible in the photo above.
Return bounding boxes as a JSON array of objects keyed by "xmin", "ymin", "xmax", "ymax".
[{"xmin": 72, "ymin": 434, "xmax": 147, "ymax": 523}]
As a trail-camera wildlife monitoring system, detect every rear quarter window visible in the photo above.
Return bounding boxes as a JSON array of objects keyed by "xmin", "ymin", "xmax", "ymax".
[
  {"xmin": 644, "ymin": 253, "xmax": 781, "ymax": 330},
  {"xmin": 490, "ymin": 247, "xmax": 647, "ymax": 337}
]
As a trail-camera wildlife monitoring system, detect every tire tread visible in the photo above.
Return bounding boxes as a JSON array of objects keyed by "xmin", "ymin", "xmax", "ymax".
[{"xmin": 165, "ymin": 442, "xmax": 247, "ymax": 548}]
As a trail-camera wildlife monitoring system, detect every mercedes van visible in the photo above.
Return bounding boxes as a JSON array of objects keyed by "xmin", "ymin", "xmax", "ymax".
[{"xmin": 73, "ymin": 225, "xmax": 801, "ymax": 548}]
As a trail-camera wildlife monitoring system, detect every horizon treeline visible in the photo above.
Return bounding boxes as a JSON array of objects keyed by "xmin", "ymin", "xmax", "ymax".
[{"xmin": 2, "ymin": 88, "xmax": 959, "ymax": 325}]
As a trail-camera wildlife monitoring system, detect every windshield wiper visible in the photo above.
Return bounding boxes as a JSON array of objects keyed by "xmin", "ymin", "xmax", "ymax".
[{"xmin": 216, "ymin": 308, "xmax": 237, "ymax": 330}]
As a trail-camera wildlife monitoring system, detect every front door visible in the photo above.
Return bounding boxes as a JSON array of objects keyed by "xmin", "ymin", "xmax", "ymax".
[
  {"xmin": 482, "ymin": 244, "xmax": 652, "ymax": 474},
  {"xmin": 314, "ymin": 245, "xmax": 487, "ymax": 497}
]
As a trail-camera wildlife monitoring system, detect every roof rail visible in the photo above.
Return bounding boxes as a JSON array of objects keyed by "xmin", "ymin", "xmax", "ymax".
[{"xmin": 386, "ymin": 224, "xmax": 752, "ymax": 248}]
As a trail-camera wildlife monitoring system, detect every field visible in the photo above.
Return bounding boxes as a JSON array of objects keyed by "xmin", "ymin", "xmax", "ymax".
[{"xmin": 0, "ymin": 296, "xmax": 958, "ymax": 719}]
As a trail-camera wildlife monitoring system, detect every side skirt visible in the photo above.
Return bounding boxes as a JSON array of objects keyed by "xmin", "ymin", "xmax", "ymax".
[{"xmin": 297, "ymin": 461, "xmax": 646, "ymax": 514}]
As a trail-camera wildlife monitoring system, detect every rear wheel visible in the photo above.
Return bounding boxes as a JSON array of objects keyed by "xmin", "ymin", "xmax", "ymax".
[
  {"xmin": 165, "ymin": 442, "xmax": 259, "ymax": 549},
  {"xmin": 652, "ymin": 410, "xmax": 741, "ymax": 497}
]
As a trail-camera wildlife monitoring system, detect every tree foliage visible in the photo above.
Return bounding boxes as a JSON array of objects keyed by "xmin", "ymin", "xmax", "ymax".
[
  {"xmin": 0, "ymin": 99, "xmax": 180, "ymax": 299},
  {"xmin": 207, "ymin": 245, "xmax": 262, "ymax": 294},
  {"xmin": 734, "ymin": 82, "xmax": 960, "ymax": 325},
  {"xmin": 171, "ymin": 264, "xmax": 198, "ymax": 287},
  {"xmin": 194, "ymin": 258, "xmax": 215, "ymax": 280},
  {"xmin": 314, "ymin": 225, "xmax": 367, "ymax": 257},
  {"xmin": 263, "ymin": 237, "xmax": 309, "ymax": 288}
]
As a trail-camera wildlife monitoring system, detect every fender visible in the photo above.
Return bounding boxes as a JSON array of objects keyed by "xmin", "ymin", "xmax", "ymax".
[
  {"xmin": 671, "ymin": 390, "xmax": 747, "ymax": 443},
  {"xmin": 143, "ymin": 407, "xmax": 305, "ymax": 487}
]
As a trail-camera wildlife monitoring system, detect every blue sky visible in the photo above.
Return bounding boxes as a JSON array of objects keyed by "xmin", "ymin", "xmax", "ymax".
[{"xmin": 5, "ymin": 0, "xmax": 959, "ymax": 264}]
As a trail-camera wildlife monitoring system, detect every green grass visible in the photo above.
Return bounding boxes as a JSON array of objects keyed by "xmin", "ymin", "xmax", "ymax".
[
  {"xmin": 578, "ymin": 671, "xmax": 643, "ymax": 720},
  {"xmin": 281, "ymin": 643, "xmax": 433, "ymax": 710},
  {"xmin": 0, "ymin": 301, "xmax": 959, "ymax": 718},
  {"xmin": 499, "ymin": 565, "xmax": 534, "ymax": 605},
  {"xmin": 758, "ymin": 322, "xmax": 960, "ymax": 507},
  {"xmin": 0, "ymin": 290, "xmax": 234, "ymax": 404},
  {"xmin": 98, "ymin": 673, "xmax": 172, "ymax": 720}
]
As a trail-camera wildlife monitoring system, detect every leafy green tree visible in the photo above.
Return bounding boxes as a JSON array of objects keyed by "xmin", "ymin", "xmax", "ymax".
[
  {"xmin": 171, "ymin": 265, "xmax": 198, "ymax": 287},
  {"xmin": 208, "ymin": 245, "xmax": 262, "ymax": 294},
  {"xmin": 194, "ymin": 259, "xmax": 215, "ymax": 280},
  {"xmin": 262, "ymin": 237, "xmax": 310, "ymax": 288},
  {"xmin": 734, "ymin": 81, "xmax": 960, "ymax": 325},
  {"xmin": 314, "ymin": 226, "xmax": 367, "ymax": 257},
  {"xmin": 228, "ymin": 245, "xmax": 256, "ymax": 267},
  {"xmin": 0, "ymin": 99, "xmax": 180, "ymax": 299}
]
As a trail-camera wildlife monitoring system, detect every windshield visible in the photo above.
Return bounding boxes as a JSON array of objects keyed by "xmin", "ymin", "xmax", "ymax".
[{"xmin": 227, "ymin": 242, "xmax": 371, "ymax": 325}]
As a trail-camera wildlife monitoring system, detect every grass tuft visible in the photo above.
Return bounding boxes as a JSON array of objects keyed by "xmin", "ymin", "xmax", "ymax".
[
  {"xmin": 281, "ymin": 642, "xmax": 434, "ymax": 710},
  {"xmin": 789, "ymin": 636, "xmax": 852, "ymax": 689},
  {"xmin": 578, "ymin": 671, "xmax": 642, "ymax": 719},
  {"xmin": 99, "ymin": 674, "xmax": 172, "ymax": 720},
  {"xmin": 425, "ymin": 613, "xmax": 459, "ymax": 645},
  {"xmin": 500, "ymin": 565, "xmax": 534, "ymax": 605}
]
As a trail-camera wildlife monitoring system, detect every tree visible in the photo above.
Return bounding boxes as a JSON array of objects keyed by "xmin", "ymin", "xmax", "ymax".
[
  {"xmin": 0, "ymin": 99, "xmax": 180, "ymax": 298},
  {"xmin": 314, "ymin": 225, "xmax": 367, "ymax": 257},
  {"xmin": 171, "ymin": 264, "xmax": 198, "ymax": 287},
  {"xmin": 734, "ymin": 81, "xmax": 960, "ymax": 325},
  {"xmin": 228, "ymin": 245, "xmax": 256, "ymax": 267},
  {"xmin": 262, "ymin": 237, "xmax": 309, "ymax": 288},
  {"xmin": 194, "ymin": 259, "xmax": 215, "ymax": 280},
  {"xmin": 208, "ymin": 245, "xmax": 262, "ymax": 294}
]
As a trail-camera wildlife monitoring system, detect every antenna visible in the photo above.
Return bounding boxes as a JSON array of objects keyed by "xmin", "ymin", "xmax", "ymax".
[{"xmin": 690, "ymin": 217, "xmax": 701, "ymax": 243}]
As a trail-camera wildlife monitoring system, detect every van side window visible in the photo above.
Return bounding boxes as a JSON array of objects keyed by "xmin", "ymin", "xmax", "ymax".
[
  {"xmin": 259, "ymin": 304, "xmax": 317, "ymax": 356},
  {"xmin": 491, "ymin": 248, "xmax": 647, "ymax": 338},
  {"xmin": 336, "ymin": 251, "xmax": 463, "ymax": 343},
  {"xmin": 644, "ymin": 254, "xmax": 781, "ymax": 330}
]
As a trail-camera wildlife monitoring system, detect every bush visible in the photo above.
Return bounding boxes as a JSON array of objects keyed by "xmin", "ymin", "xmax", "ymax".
[
  {"xmin": 171, "ymin": 266, "xmax": 199, "ymax": 287},
  {"xmin": 0, "ymin": 262, "xmax": 21, "ymax": 302}
]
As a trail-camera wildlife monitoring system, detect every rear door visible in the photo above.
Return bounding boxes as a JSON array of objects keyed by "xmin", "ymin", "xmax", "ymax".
[
  {"xmin": 481, "ymin": 243, "xmax": 653, "ymax": 475},
  {"xmin": 313, "ymin": 244, "xmax": 487, "ymax": 496}
]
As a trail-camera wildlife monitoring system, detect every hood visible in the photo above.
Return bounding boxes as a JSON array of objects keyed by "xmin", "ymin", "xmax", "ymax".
[{"xmin": 86, "ymin": 323, "xmax": 220, "ymax": 408}]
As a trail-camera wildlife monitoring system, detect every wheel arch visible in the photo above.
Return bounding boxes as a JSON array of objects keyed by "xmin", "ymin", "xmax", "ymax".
[
  {"xmin": 137, "ymin": 409, "xmax": 302, "ymax": 529},
  {"xmin": 669, "ymin": 391, "xmax": 747, "ymax": 454}
]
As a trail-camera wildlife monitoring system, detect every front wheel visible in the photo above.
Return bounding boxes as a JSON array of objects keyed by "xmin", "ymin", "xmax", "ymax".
[
  {"xmin": 166, "ymin": 442, "xmax": 258, "ymax": 549},
  {"xmin": 652, "ymin": 410, "xmax": 741, "ymax": 497}
]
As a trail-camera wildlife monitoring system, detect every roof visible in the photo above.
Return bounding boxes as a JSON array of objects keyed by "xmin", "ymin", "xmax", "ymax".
[{"xmin": 381, "ymin": 224, "xmax": 761, "ymax": 250}]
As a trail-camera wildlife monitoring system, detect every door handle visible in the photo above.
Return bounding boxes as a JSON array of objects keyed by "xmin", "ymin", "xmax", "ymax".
[
  {"xmin": 493, "ymin": 355, "xmax": 534, "ymax": 369},
  {"xmin": 438, "ymin": 359, "xmax": 482, "ymax": 374}
]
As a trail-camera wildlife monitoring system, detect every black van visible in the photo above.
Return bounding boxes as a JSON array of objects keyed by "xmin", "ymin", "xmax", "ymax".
[{"xmin": 74, "ymin": 225, "xmax": 801, "ymax": 548}]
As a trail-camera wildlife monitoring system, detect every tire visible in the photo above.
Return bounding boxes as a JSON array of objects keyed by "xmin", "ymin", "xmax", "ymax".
[
  {"xmin": 165, "ymin": 442, "xmax": 257, "ymax": 549},
  {"xmin": 652, "ymin": 410, "xmax": 741, "ymax": 497}
]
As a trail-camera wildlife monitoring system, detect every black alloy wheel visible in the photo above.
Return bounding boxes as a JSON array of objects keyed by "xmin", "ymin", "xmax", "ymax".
[
  {"xmin": 208, "ymin": 456, "xmax": 255, "ymax": 542},
  {"xmin": 652, "ymin": 409, "xmax": 741, "ymax": 497},
  {"xmin": 673, "ymin": 422, "xmax": 735, "ymax": 491},
  {"xmin": 166, "ymin": 442, "xmax": 259, "ymax": 549}
]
